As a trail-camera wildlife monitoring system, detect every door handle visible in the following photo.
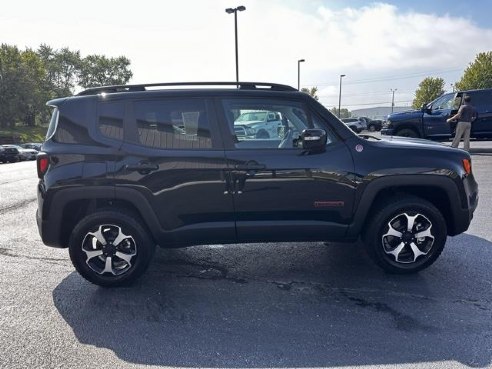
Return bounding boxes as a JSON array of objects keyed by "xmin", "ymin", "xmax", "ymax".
[{"xmin": 125, "ymin": 162, "xmax": 159, "ymax": 172}]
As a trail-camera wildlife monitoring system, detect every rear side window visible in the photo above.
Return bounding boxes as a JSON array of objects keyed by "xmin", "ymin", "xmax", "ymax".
[
  {"xmin": 133, "ymin": 99, "xmax": 212, "ymax": 149},
  {"xmin": 98, "ymin": 102, "xmax": 124, "ymax": 140},
  {"xmin": 470, "ymin": 91, "xmax": 490, "ymax": 111}
]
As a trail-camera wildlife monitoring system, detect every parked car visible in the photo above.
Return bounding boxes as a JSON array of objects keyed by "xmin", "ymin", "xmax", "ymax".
[
  {"xmin": 37, "ymin": 82, "xmax": 478, "ymax": 287},
  {"xmin": 8, "ymin": 145, "xmax": 38, "ymax": 160},
  {"xmin": 341, "ymin": 118, "xmax": 366, "ymax": 133},
  {"xmin": 22, "ymin": 142, "xmax": 43, "ymax": 151},
  {"xmin": 366, "ymin": 119, "xmax": 383, "ymax": 132},
  {"xmin": 0, "ymin": 145, "xmax": 20, "ymax": 163},
  {"xmin": 234, "ymin": 110, "xmax": 283, "ymax": 139},
  {"xmin": 382, "ymin": 88, "xmax": 492, "ymax": 140}
]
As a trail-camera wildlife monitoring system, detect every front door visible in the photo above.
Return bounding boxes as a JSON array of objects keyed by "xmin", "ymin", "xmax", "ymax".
[
  {"xmin": 423, "ymin": 92, "xmax": 459, "ymax": 139},
  {"xmin": 217, "ymin": 97, "xmax": 356, "ymax": 242}
]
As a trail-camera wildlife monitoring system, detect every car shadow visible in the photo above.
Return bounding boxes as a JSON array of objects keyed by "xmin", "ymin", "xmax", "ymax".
[{"xmin": 53, "ymin": 233, "xmax": 492, "ymax": 368}]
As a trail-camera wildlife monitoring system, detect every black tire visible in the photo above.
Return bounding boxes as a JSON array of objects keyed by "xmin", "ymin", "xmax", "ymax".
[
  {"xmin": 69, "ymin": 210, "xmax": 155, "ymax": 287},
  {"xmin": 368, "ymin": 124, "xmax": 376, "ymax": 132},
  {"xmin": 256, "ymin": 130, "xmax": 270, "ymax": 139},
  {"xmin": 363, "ymin": 196, "xmax": 447, "ymax": 274},
  {"xmin": 395, "ymin": 128, "xmax": 419, "ymax": 138}
]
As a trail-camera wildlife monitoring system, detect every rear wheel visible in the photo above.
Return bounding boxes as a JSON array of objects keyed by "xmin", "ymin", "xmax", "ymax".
[
  {"xmin": 256, "ymin": 130, "xmax": 270, "ymax": 139},
  {"xmin": 363, "ymin": 196, "xmax": 447, "ymax": 274},
  {"xmin": 368, "ymin": 124, "xmax": 376, "ymax": 132},
  {"xmin": 69, "ymin": 210, "xmax": 155, "ymax": 287}
]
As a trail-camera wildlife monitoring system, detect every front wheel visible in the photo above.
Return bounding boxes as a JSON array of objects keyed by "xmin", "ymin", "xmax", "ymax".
[
  {"xmin": 69, "ymin": 210, "xmax": 155, "ymax": 287},
  {"xmin": 395, "ymin": 128, "xmax": 419, "ymax": 138},
  {"xmin": 363, "ymin": 196, "xmax": 447, "ymax": 274}
]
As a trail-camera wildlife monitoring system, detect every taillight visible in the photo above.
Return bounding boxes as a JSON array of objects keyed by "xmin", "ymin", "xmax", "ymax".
[
  {"xmin": 37, "ymin": 153, "xmax": 49, "ymax": 178},
  {"xmin": 462, "ymin": 158, "xmax": 472, "ymax": 176}
]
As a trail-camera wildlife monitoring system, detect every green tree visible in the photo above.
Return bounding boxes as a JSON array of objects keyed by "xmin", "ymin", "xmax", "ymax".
[
  {"xmin": 455, "ymin": 51, "xmax": 492, "ymax": 90},
  {"xmin": 38, "ymin": 44, "xmax": 81, "ymax": 97},
  {"xmin": 301, "ymin": 86, "xmax": 319, "ymax": 100},
  {"xmin": 412, "ymin": 77, "xmax": 445, "ymax": 109},
  {"xmin": 78, "ymin": 55, "xmax": 133, "ymax": 88},
  {"xmin": 0, "ymin": 44, "xmax": 46, "ymax": 127},
  {"xmin": 329, "ymin": 107, "xmax": 351, "ymax": 118}
]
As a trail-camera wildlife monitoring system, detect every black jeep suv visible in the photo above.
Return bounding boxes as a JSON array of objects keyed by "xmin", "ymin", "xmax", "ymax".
[{"xmin": 36, "ymin": 82, "xmax": 478, "ymax": 287}]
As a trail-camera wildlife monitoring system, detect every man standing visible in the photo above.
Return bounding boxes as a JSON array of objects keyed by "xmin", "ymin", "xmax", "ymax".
[{"xmin": 446, "ymin": 95, "xmax": 477, "ymax": 151}]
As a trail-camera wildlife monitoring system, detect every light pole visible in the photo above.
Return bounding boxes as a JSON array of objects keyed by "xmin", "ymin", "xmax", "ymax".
[
  {"xmin": 390, "ymin": 88, "xmax": 397, "ymax": 113},
  {"xmin": 297, "ymin": 59, "xmax": 305, "ymax": 90},
  {"xmin": 225, "ymin": 6, "xmax": 246, "ymax": 85},
  {"xmin": 338, "ymin": 74, "xmax": 346, "ymax": 118}
]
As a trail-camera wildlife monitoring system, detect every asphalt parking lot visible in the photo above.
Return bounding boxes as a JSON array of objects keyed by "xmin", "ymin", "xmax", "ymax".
[{"xmin": 0, "ymin": 155, "xmax": 491, "ymax": 369}]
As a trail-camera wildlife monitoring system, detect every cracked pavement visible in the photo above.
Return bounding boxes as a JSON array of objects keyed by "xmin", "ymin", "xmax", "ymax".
[{"xmin": 0, "ymin": 159, "xmax": 491, "ymax": 369}]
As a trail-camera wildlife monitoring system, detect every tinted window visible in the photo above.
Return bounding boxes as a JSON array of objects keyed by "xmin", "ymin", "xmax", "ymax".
[
  {"xmin": 469, "ymin": 90, "xmax": 491, "ymax": 111},
  {"xmin": 99, "ymin": 102, "xmax": 124, "ymax": 140},
  {"xmin": 53, "ymin": 115, "xmax": 93, "ymax": 145},
  {"xmin": 133, "ymin": 99, "xmax": 212, "ymax": 149},
  {"xmin": 223, "ymin": 99, "xmax": 333, "ymax": 149},
  {"xmin": 45, "ymin": 108, "xmax": 59, "ymax": 140}
]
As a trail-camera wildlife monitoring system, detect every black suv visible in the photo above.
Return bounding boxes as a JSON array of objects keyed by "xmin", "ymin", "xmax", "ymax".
[{"xmin": 36, "ymin": 82, "xmax": 478, "ymax": 287}]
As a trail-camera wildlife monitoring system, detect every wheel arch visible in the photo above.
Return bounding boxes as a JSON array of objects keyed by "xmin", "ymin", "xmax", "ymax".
[
  {"xmin": 347, "ymin": 175, "xmax": 468, "ymax": 238},
  {"xmin": 43, "ymin": 186, "xmax": 160, "ymax": 248}
]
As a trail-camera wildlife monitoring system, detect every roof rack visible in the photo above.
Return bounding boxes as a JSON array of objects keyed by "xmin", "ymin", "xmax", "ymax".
[{"xmin": 77, "ymin": 82, "xmax": 297, "ymax": 96}]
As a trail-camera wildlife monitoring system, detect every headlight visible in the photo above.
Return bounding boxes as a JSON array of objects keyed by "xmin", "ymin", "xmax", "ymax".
[{"xmin": 383, "ymin": 120, "xmax": 392, "ymax": 128}]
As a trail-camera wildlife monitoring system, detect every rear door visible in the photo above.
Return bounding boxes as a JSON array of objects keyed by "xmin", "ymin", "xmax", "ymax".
[
  {"xmin": 217, "ymin": 97, "xmax": 355, "ymax": 242},
  {"xmin": 470, "ymin": 90, "xmax": 492, "ymax": 138},
  {"xmin": 108, "ymin": 95, "xmax": 235, "ymax": 246}
]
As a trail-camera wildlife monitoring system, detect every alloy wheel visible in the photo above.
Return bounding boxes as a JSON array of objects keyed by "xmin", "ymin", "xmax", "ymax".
[
  {"xmin": 81, "ymin": 224, "xmax": 137, "ymax": 276},
  {"xmin": 381, "ymin": 212, "xmax": 435, "ymax": 264}
]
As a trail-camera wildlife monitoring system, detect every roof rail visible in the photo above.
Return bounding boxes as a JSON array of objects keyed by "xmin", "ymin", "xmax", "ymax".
[{"xmin": 77, "ymin": 82, "xmax": 297, "ymax": 96}]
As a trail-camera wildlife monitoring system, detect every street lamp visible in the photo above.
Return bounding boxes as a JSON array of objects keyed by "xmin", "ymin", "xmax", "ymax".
[
  {"xmin": 390, "ymin": 88, "xmax": 397, "ymax": 113},
  {"xmin": 225, "ymin": 6, "xmax": 246, "ymax": 85},
  {"xmin": 297, "ymin": 59, "xmax": 305, "ymax": 90},
  {"xmin": 338, "ymin": 74, "xmax": 346, "ymax": 118}
]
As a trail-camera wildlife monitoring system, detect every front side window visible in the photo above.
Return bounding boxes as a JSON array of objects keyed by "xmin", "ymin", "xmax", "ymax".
[
  {"xmin": 431, "ymin": 93, "xmax": 455, "ymax": 111},
  {"xmin": 133, "ymin": 99, "xmax": 212, "ymax": 150},
  {"xmin": 223, "ymin": 99, "xmax": 332, "ymax": 149}
]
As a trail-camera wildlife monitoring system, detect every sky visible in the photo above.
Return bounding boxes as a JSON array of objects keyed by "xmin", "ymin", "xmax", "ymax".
[{"xmin": 2, "ymin": 0, "xmax": 492, "ymax": 110}]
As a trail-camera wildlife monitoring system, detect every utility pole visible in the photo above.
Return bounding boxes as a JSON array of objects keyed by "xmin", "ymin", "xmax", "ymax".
[
  {"xmin": 297, "ymin": 59, "xmax": 305, "ymax": 90},
  {"xmin": 391, "ymin": 88, "xmax": 397, "ymax": 113},
  {"xmin": 225, "ymin": 6, "xmax": 246, "ymax": 85},
  {"xmin": 338, "ymin": 74, "xmax": 346, "ymax": 118}
]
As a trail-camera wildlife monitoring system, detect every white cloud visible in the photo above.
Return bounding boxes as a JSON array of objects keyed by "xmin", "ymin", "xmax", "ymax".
[{"xmin": 1, "ymin": 0, "xmax": 491, "ymax": 108}]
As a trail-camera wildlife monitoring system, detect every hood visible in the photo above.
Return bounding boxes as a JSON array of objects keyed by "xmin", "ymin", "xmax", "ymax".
[
  {"xmin": 375, "ymin": 135, "xmax": 458, "ymax": 153},
  {"xmin": 388, "ymin": 109, "xmax": 422, "ymax": 121}
]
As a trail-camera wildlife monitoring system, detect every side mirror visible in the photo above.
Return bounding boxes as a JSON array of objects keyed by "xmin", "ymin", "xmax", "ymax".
[{"xmin": 297, "ymin": 129, "xmax": 327, "ymax": 152}]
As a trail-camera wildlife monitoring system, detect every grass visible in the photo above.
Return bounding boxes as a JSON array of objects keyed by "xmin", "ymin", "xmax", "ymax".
[{"xmin": 0, "ymin": 126, "xmax": 47, "ymax": 143}]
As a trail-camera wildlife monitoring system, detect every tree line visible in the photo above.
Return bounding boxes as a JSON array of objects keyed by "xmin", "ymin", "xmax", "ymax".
[
  {"xmin": 0, "ymin": 44, "xmax": 132, "ymax": 128},
  {"xmin": 412, "ymin": 51, "xmax": 492, "ymax": 109}
]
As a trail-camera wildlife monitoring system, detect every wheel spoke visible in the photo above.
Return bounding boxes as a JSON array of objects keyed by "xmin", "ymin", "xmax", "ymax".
[
  {"xmin": 88, "ymin": 226, "xmax": 107, "ymax": 246},
  {"xmin": 83, "ymin": 249, "xmax": 103, "ymax": 261},
  {"xmin": 383, "ymin": 223, "xmax": 403, "ymax": 238},
  {"xmin": 115, "ymin": 251, "xmax": 135, "ymax": 266},
  {"xmin": 385, "ymin": 242, "xmax": 406, "ymax": 261},
  {"xmin": 112, "ymin": 227, "xmax": 132, "ymax": 247},
  {"xmin": 405, "ymin": 213, "xmax": 419, "ymax": 232},
  {"xmin": 409, "ymin": 242, "xmax": 428, "ymax": 262},
  {"xmin": 415, "ymin": 227, "xmax": 434, "ymax": 239},
  {"xmin": 101, "ymin": 256, "xmax": 116, "ymax": 275}
]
